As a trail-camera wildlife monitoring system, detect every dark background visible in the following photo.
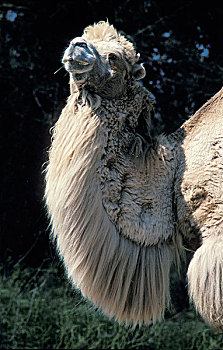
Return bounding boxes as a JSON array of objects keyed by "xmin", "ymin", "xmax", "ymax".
[{"xmin": 1, "ymin": 0, "xmax": 223, "ymax": 269}]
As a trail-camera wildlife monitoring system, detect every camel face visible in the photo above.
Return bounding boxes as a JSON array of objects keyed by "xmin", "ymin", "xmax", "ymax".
[
  {"xmin": 63, "ymin": 36, "xmax": 132, "ymax": 98},
  {"xmin": 62, "ymin": 22, "xmax": 145, "ymax": 99}
]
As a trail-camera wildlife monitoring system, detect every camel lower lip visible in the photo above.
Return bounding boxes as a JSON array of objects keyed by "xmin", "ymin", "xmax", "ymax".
[
  {"xmin": 64, "ymin": 61, "xmax": 93, "ymax": 73},
  {"xmin": 75, "ymin": 59, "xmax": 90, "ymax": 66}
]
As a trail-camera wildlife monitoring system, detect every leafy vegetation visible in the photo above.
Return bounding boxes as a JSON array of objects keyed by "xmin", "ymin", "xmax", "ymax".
[{"xmin": 1, "ymin": 263, "xmax": 222, "ymax": 349}]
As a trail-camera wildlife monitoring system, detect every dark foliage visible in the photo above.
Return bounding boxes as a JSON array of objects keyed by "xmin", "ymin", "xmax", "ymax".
[{"xmin": 1, "ymin": 0, "xmax": 222, "ymax": 267}]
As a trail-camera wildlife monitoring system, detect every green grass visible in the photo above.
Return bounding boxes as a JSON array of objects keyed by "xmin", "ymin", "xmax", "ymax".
[{"xmin": 0, "ymin": 262, "xmax": 222, "ymax": 349}]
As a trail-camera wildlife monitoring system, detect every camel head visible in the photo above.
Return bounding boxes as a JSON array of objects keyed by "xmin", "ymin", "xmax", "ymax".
[{"xmin": 62, "ymin": 21, "xmax": 146, "ymax": 98}]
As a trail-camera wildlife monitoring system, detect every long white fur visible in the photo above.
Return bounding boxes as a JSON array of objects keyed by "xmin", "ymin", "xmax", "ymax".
[
  {"xmin": 187, "ymin": 234, "xmax": 223, "ymax": 331},
  {"xmin": 45, "ymin": 21, "xmax": 223, "ymax": 330},
  {"xmin": 45, "ymin": 93, "xmax": 182, "ymax": 325}
]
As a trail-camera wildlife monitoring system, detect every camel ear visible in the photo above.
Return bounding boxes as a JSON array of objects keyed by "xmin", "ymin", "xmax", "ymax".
[{"xmin": 132, "ymin": 63, "xmax": 146, "ymax": 81}]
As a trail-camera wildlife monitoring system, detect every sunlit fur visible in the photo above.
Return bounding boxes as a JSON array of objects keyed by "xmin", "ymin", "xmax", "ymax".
[
  {"xmin": 187, "ymin": 234, "xmax": 223, "ymax": 332},
  {"xmin": 45, "ymin": 90, "xmax": 182, "ymax": 326},
  {"xmin": 45, "ymin": 21, "xmax": 223, "ymax": 330},
  {"xmin": 174, "ymin": 89, "xmax": 223, "ymax": 332}
]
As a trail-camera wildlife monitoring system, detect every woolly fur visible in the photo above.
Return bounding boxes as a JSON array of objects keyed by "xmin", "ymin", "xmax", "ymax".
[{"xmin": 45, "ymin": 21, "xmax": 223, "ymax": 330}]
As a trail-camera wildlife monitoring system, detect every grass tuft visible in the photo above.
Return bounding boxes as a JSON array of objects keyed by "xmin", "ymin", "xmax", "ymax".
[{"xmin": 0, "ymin": 263, "xmax": 222, "ymax": 349}]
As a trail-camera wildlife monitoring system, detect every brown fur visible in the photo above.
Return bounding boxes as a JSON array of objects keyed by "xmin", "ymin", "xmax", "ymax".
[
  {"xmin": 45, "ymin": 21, "xmax": 223, "ymax": 330},
  {"xmin": 174, "ymin": 88, "xmax": 223, "ymax": 331}
]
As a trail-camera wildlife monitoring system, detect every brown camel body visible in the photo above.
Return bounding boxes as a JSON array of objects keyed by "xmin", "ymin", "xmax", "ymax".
[
  {"xmin": 45, "ymin": 21, "xmax": 223, "ymax": 331},
  {"xmin": 174, "ymin": 90, "xmax": 223, "ymax": 330}
]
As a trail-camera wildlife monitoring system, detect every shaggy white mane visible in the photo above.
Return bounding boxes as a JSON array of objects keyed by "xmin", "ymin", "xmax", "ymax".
[
  {"xmin": 83, "ymin": 21, "xmax": 137, "ymax": 65},
  {"xmin": 45, "ymin": 21, "xmax": 223, "ymax": 331}
]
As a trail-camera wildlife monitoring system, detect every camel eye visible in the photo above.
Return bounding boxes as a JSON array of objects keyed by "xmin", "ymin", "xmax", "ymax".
[{"xmin": 108, "ymin": 53, "xmax": 118, "ymax": 63}]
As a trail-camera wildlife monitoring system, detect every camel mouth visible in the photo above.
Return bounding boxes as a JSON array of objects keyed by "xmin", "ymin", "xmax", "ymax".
[
  {"xmin": 75, "ymin": 59, "xmax": 91, "ymax": 66},
  {"xmin": 62, "ymin": 39, "xmax": 96, "ymax": 75},
  {"xmin": 64, "ymin": 59, "xmax": 94, "ymax": 74}
]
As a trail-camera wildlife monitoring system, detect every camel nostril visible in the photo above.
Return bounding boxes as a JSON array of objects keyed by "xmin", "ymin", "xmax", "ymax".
[{"xmin": 73, "ymin": 42, "xmax": 88, "ymax": 48}]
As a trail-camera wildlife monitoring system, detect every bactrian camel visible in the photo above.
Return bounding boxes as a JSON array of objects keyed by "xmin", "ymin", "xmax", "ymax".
[{"xmin": 45, "ymin": 21, "xmax": 223, "ymax": 331}]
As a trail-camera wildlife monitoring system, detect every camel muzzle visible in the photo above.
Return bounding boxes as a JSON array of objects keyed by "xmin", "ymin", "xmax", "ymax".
[{"xmin": 62, "ymin": 37, "xmax": 95, "ymax": 73}]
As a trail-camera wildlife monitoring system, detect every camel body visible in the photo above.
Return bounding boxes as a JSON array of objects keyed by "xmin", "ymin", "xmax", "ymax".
[
  {"xmin": 175, "ymin": 90, "xmax": 223, "ymax": 243},
  {"xmin": 45, "ymin": 21, "xmax": 223, "ymax": 330},
  {"xmin": 174, "ymin": 90, "xmax": 223, "ymax": 330}
]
